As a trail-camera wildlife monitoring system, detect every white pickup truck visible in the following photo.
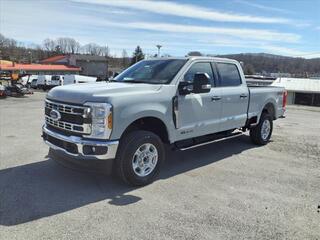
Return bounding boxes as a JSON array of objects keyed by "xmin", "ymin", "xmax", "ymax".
[{"xmin": 43, "ymin": 57, "xmax": 286, "ymax": 185}]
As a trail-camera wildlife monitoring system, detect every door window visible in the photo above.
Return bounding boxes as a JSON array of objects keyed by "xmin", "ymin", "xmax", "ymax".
[
  {"xmin": 184, "ymin": 62, "xmax": 214, "ymax": 85},
  {"xmin": 217, "ymin": 63, "xmax": 242, "ymax": 87}
]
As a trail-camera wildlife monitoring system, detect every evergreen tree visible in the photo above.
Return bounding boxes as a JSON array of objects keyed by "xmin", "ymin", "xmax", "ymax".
[
  {"xmin": 54, "ymin": 45, "xmax": 62, "ymax": 55},
  {"xmin": 131, "ymin": 46, "xmax": 145, "ymax": 65}
]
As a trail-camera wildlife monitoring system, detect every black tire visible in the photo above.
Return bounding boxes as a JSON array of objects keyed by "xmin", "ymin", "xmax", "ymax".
[
  {"xmin": 115, "ymin": 130, "xmax": 165, "ymax": 186},
  {"xmin": 250, "ymin": 113, "xmax": 273, "ymax": 145}
]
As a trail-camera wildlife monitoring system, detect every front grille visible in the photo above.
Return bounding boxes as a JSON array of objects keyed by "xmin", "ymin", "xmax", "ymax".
[
  {"xmin": 46, "ymin": 124, "xmax": 83, "ymax": 137},
  {"xmin": 45, "ymin": 99, "xmax": 91, "ymax": 135}
]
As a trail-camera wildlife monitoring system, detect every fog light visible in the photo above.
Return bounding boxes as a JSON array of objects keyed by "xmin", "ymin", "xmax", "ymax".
[{"xmin": 83, "ymin": 145, "xmax": 108, "ymax": 155}]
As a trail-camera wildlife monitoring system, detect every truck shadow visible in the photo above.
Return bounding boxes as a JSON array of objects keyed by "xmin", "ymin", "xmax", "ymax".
[{"xmin": 0, "ymin": 135, "xmax": 257, "ymax": 226}]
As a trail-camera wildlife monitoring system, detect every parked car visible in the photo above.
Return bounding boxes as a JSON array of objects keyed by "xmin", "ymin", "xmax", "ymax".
[{"xmin": 42, "ymin": 57, "xmax": 287, "ymax": 186}]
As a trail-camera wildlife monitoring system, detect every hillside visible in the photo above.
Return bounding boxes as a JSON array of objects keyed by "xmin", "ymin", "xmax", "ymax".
[{"xmin": 216, "ymin": 53, "xmax": 320, "ymax": 76}]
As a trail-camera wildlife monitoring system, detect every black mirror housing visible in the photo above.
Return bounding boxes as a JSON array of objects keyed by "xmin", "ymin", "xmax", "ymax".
[
  {"xmin": 193, "ymin": 73, "xmax": 211, "ymax": 94},
  {"xmin": 179, "ymin": 73, "xmax": 211, "ymax": 95},
  {"xmin": 178, "ymin": 81, "xmax": 193, "ymax": 95}
]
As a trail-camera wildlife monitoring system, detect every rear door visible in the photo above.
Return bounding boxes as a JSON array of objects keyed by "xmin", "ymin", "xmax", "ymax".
[
  {"xmin": 215, "ymin": 62, "xmax": 249, "ymax": 131},
  {"xmin": 177, "ymin": 61, "xmax": 223, "ymax": 140}
]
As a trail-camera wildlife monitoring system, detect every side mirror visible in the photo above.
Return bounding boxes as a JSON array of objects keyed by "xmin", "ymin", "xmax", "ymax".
[
  {"xmin": 178, "ymin": 73, "xmax": 211, "ymax": 95},
  {"xmin": 193, "ymin": 73, "xmax": 211, "ymax": 94},
  {"xmin": 178, "ymin": 81, "xmax": 193, "ymax": 95}
]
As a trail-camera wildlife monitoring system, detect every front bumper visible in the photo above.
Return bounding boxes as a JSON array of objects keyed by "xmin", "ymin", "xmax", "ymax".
[{"xmin": 42, "ymin": 125, "xmax": 119, "ymax": 160}]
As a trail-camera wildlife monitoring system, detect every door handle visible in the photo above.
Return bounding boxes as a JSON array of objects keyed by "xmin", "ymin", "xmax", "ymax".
[
  {"xmin": 211, "ymin": 96, "xmax": 221, "ymax": 101},
  {"xmin": 240, "ymin": 94, "xmax": 248, "ymax": 99}
]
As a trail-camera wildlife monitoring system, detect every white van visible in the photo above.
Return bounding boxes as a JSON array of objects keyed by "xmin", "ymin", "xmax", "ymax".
[
  {"xmin": 37, "ymin": 75, "xmax": 63, "ymax": 90},
  {"xmin": 62, "ymin": 75, "xmax": 97, "ymax": 85},
  {"xmin": 49, "ymin": 75, "xmax": 63, "ymax": 87},
  {"xmin": 37, "ymin": 75, "xmax": 50, "ymax": 90}
]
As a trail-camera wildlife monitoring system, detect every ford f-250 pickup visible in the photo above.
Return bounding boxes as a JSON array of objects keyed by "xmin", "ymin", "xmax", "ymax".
[{"xmin": 42, "ymin": 57, "xmax": 286, "ymax": 186}]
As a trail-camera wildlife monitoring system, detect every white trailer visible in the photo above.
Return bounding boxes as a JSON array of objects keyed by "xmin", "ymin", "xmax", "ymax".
[{"xmin": 62, "ymin": 75, "xmax": 97, "ymax": 85}]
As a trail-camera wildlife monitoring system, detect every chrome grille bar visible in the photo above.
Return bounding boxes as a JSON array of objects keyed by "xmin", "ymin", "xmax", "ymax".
[
  {"xmin": 45, "ymin": 99, "xmax": 89, "ymax": 116},
  {"xmin": 45, "ymin": 116, "xmax": 91, "ymax": 134}
]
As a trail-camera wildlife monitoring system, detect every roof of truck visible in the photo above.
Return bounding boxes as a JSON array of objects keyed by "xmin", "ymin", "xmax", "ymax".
[{"xmin": 146, "ymin": 56, "xmax": 239, "ymax": 63}]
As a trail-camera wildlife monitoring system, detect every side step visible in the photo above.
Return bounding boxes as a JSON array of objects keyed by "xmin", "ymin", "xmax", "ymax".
[{"xmin": 178, "ymin": 132, "xmax": 243, "ymax": 151}]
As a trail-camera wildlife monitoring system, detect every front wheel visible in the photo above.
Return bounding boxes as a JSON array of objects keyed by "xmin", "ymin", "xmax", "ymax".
[
  {"xmin": 115, "ymin": 130, "xmax": 165, "ymax": 186},
  {"xmin": 250, "ymin": 113, "xmax": 273, "ymax": 145}
]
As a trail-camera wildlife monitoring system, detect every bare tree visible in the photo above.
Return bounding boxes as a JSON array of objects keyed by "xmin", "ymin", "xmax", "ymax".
[
  {"xmin": 121, "ymin": 49, "xmax": 129, "ymax": 68},
  {"xmin": 54, "ymin": 37, "xmax": 80, "ymax": 54},
  {"xmin": 66, "ymin": 38, "xmax": 80, "ymax": 54},
  {"xmin": 82, "ymin": 43, "xmax": 103, "ymax": 56},
  {"xmin": 0, "ymin": 33, "xmax": 5, "ymax": 48},
  {"xmin": 43, "ymin": 38, "xmax": 56, "ymax": 52},
  {"xmin": 102, "ymin": 45, "xmax": 110, "ymax": 58},
  {"xmin": 56, "ymin": 38, "xmax": 68, "ymax": 54}
]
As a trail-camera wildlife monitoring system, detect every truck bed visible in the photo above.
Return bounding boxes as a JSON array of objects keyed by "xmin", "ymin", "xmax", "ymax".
[{"xmin": 248, "ymin": 86, "xmax": 285, "ymax": 122}]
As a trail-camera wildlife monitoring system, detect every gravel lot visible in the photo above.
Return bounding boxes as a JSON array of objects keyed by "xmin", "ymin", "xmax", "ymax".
[{"xmin": 0, "ymin": 92, "xmax": 319, "ymax": 240}]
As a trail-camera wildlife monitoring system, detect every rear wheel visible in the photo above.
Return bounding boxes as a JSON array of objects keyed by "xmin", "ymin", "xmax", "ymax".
[
  {"xmin": 250, "ymin": 113, "xmax": 273, "ymax": 145},
  {"xmin": 115, "ymin": 130, "xmax": 165, "ymax": 186}
]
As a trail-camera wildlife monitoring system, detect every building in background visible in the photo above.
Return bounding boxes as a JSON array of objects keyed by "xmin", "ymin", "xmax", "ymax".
[
  {"xmin": 41, "ymin": 54, "xmax": 108, "ymax": 78},
  {"xmin": 0, "ymin": 61, "xmax": 80, "ymax": 84},
  {"xmin": 272, "ymin": 78, "xmax": 320, "ymax": 107},
  {"xmin": 0, "ymin": 62, "xmax": 80, "ymax": 75}
]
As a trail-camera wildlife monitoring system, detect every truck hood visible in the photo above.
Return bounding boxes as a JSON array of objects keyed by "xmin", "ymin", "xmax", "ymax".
[{"xmin": 47, "ymin": 82, "xmax": 162, "ymax": 105}]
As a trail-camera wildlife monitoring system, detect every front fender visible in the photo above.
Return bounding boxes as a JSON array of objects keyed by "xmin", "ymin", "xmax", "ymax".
[{"xmin": 110, "ymin": 102, "xmax": 175, "ymax": 142}]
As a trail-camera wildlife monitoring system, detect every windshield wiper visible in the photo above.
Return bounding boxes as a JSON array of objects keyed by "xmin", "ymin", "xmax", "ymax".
[{"xmin": 122, "ymin": 80, "xmax": 149, "ymax": 83}]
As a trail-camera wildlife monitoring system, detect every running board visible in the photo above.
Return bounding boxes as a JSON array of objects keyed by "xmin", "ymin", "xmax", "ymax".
[{"xmin": 178, "ymin": 132, "xmax": 243, "ymax": 151}]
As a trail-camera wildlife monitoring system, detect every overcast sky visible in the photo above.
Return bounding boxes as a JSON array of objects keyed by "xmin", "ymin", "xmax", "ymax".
[{"xmin": 1, "ymin": 0, "xmax": 319, "ymax": 58}]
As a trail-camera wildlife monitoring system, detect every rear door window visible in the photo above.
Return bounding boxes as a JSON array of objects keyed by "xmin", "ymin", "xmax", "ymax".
[{"xmin": 216, "ymin": 63, "xmax": 242, "ymax": 87}]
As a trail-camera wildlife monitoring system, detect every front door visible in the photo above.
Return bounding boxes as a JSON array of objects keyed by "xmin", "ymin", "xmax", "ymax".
[{"xmin": 176, "ymin": 61, "xmax": 223, "ymax": 141}]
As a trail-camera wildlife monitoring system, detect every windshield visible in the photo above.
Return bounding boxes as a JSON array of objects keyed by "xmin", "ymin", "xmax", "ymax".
[{"xmin": 114, "ymin": 59, "xmax": 187, "ymax": 84}]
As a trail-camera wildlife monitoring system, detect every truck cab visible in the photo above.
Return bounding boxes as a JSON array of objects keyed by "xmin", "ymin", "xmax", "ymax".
[{"xmin": 42, "ymin": 57, "xmax": 286, "ymax": 186}]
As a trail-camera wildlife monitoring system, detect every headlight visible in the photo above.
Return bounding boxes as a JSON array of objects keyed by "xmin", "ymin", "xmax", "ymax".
[{"xmin": 84, "ymin": 102, "xmax": 112, "ymax": 139}]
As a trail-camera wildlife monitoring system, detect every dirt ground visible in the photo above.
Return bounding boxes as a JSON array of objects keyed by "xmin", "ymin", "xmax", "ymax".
[{"xmin": 0, "ymin": 92, "xmax": 319, "ymax": 240}]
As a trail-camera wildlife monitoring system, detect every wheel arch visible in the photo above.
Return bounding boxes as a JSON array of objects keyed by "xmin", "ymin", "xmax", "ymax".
[
  {"xmin": 262, "ymin": 102, "xmax": 276, "ymax": 120},
  {"xmin": 120, "ymin": 116, "xmax": 170, "ymax": 144}
]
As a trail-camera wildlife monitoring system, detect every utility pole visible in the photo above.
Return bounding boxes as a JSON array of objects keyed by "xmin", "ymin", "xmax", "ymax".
[
  {"xmin": 28, "ymin": 51, "xmax": 33, "ymax": 63},
  {"xmin": 156, "ymin": 45, "xmax": 162, "ymax": 57}
]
